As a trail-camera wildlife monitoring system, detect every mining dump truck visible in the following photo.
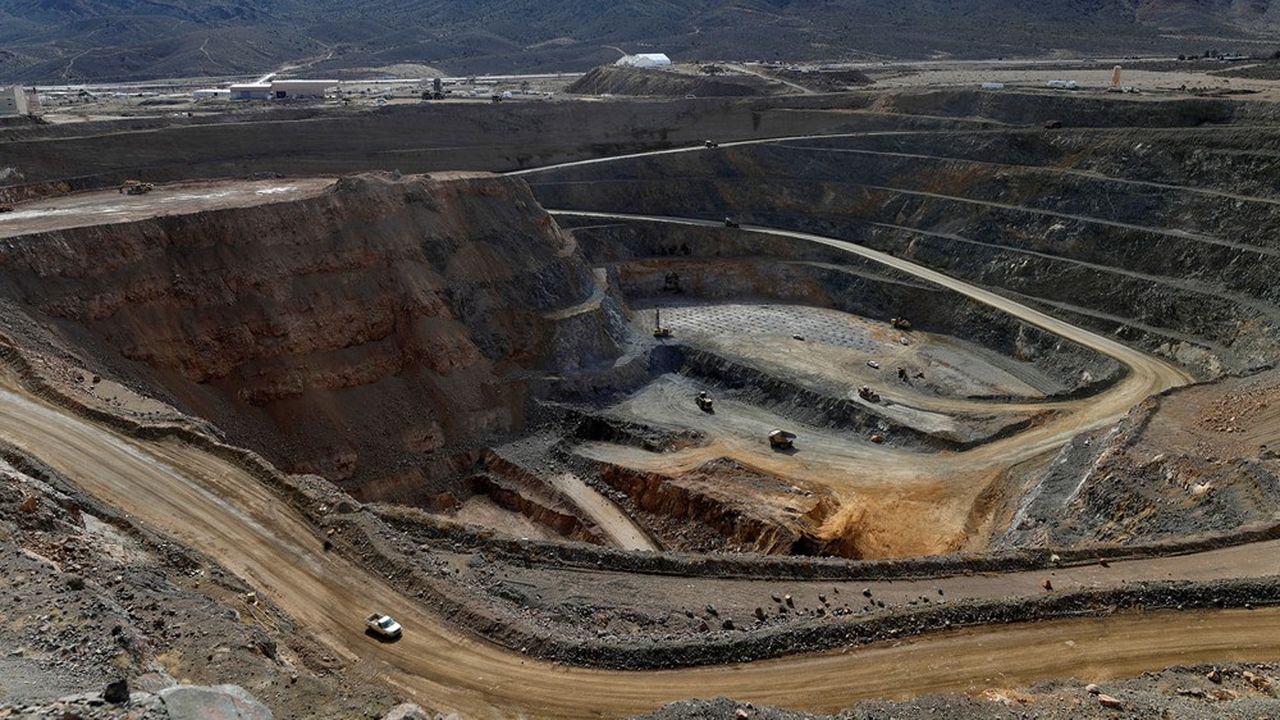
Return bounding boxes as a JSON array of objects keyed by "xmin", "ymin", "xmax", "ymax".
[
  {"xmin": 120, "ymin": 180, "xmax": 154, "ymax": 195},
  {"xmin": 769, "ymin": 429, "xmax": 796, "ymax": 450},
  {"xmin": 696, "ymin": 391, "xmax": 715, "ymax": 413},
  {"xmin": 891, "ymin": 317, "xmax": 912, "ymax": 331},
  {"xmin": 858, "ymin": 386, "xmax": 881, "ymax": 403}
]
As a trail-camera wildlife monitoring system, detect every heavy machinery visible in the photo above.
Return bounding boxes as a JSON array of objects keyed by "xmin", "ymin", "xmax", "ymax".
[
  {"xmin": 696, "ymin": 391, "xmax": 715, "ymax": 413},
  {"xmin": 769, "ymin": 429, "xmax": 796, "ymax": 450},
  {"xmin": 891, "ymin": 317, "xmax": 912, "ymax": 331},
  {"xmin": 653, "ymin": 308, "xmax": 673, "ymax": 339},
  {"xmin": 858, "ymin": 386, "xmax": 881, "ymax": 403},
  {"xmin": 120, "ymin": 180, "xmax": 154, "ymax": 195}
]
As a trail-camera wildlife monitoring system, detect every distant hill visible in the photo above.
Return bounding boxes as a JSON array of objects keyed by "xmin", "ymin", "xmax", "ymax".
[{"xmin": 2, "ymin": 0, "xmax": 1278, "ymax": 83}]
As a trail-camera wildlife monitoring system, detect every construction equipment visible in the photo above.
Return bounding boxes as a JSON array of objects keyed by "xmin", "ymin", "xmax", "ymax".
[
  {"xmin": 858, "ymin": 386, "xmax": 881, "ymax": 403},
  {"xmin": 653, "ymin": 308, "xmax": 673, "ymax": 339},
  {"xmin": 866, "ymin": 360, "xmax": 881, "ymax": 370},
  {"xmin": 768, "ymin": 429, "xmax": 796, "ymax": 450},
  {"xmin": 891, "ymin": 317, "xmax": 912, "ymax": 331},
  {"xmin": 696, "ymin": 391, "xmax": 715, "ymax": 413},
  {"xmin": 120, "ymin": 180, "xmax": 154, "ymax": 195},
  {"xmin": 723, "ymin": 217, "xmax": 740, "ymax": 228}
]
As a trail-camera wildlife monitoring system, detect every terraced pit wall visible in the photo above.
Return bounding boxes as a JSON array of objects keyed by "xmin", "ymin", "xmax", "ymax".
[
  {"xmin": 2, "ymin": 90, "xmax": 1273, "ymax": 203},
  {"xmin": 564, "ymin": 219, "xmax": 1124, "ymax": 401},
  {"xmin": 0, "ymin": 173, "xmax": 627, "ymax": 506},
  {"xmin": 532, "ymin": 123, "xmax": 1280, "ymax": 377}
]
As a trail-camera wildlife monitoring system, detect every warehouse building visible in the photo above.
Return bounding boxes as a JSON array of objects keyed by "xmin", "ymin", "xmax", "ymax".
[
  {"xmin": 268, "ymin": 80, "xmax": 336, "ymax": 99},
  {"xmin": 229, "ymin": 83, "xmax": 274, "ymax": 101},
  {"xmin": 226, "ymin": 79, "xmax": 337, "ymax": 101}
]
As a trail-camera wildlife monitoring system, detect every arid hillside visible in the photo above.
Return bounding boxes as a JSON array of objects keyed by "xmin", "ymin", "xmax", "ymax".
[{"xmin": 2, "ymin": 0, "xmax": 1279, "ymax": 81}]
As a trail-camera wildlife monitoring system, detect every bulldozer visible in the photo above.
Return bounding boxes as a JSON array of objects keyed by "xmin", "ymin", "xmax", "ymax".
[
  {"xmin": 858, "ymin": 386, "xmax": 881, "ymax": 404},
  {"xmin": 890, "ymin": 317, "xmax": 912, "ymax": 331},
  {"xmin": 652, "ymin": 308, "xmax": 673, "ymax": 339},
  {"xmin": 120, "ymin": 180, "xmax": 155, "ymax": 195},
  {"xmin": 768, "ymin": 429, "xmax": 796, "ymax": 450},
  {"xmin": 695, "ymin": 391, "xmax": 715, "ymax": 413}
]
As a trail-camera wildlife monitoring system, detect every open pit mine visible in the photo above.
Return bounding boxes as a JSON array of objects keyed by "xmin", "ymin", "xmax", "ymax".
[{"xmin": 3, "ymin": 89, "xmax": 1280, "ymax": 719}]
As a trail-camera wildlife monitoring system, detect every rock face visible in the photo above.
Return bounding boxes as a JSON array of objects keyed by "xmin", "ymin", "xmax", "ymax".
[
  {"xmin": 0, "ymin": 172, "xmax": 627, "ymax": 498},
  {"xmin": 159, "ymin": 684, "xmax": 274, "ymax": 720},
  {"xmin": 996, "ymin": 368, "xmax": 1280, "ymax": 550},
  {"xmin": 529, "ymin": 127, "xmax": 1280, "ymax": 378},
  {"xmin": 1, "ymin": 684, "xmax": 274, "ymax": 719}
]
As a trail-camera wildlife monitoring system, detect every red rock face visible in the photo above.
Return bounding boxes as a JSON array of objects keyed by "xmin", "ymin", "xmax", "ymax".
[{"xmin": 0, "ymin": 173, "xmax": 625, "ymax": 494}]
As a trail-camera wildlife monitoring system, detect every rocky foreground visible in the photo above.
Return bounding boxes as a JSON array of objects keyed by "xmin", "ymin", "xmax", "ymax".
[{"xmin": 642, "ymin": 663, "xmax": 1280, "ymax": 719}]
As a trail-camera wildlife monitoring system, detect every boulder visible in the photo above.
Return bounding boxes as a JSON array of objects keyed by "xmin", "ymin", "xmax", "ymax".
[
  {"xmin": 382, "ymin": 703, "xmax": 431, "ymax": 720},
  {"xmin": 159, "ymin": 685, "xmax": 272, "ymax": 720},
  {"xmin": 103, "ymin": 679, "xmax": 130, "ymax": 704},
  {"xmin": 1097, "ymin": 694, "xmax": 1122, "ymax": 709}
]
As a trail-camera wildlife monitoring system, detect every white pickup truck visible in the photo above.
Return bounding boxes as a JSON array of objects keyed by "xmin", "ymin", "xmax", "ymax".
[{"xmin": 365, "ymin": 613, "xmax": 402, "ymax": 640}]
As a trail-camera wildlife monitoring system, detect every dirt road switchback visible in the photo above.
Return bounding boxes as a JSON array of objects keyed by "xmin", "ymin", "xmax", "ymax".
[{"xmin": 0, "ymin": 319, "xmax": 1272, "ymax": 719}]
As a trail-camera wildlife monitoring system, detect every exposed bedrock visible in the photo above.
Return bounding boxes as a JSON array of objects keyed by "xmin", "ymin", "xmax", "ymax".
[
  {"xmin": 563, "ymin": 220, "xmax": 1123, "ymax": 401},
  {"xmin": 1, "ymin": 90, "xmax": 1265, "ymax": 202},
  {"xmin": 996, "ymin": 368, "xmax": 1280, "ymax": 550},
  {"xmin": 0, "ymin": 172, "xmax": 628, "ymax": 496},
  {"xmin": 593, "ymin": 458, "xmax": 841, "ymax": 557}
]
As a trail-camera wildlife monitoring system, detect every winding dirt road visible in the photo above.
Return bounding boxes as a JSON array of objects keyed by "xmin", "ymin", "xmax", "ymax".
[
  {"xmin": 549, "ymin": 211, "xmax": 1193, "ymax": 472},
  {"xmin": 0, "ymin": 149, "xmax": 1265, "ymax": 717},
  {"xmin": 2, "ymin": 371, "xmax": 1280, "ymax": 720}
]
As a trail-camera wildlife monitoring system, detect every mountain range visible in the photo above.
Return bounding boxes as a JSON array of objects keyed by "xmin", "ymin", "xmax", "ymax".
[{"xmin": 1, "ymin": 0, "xmax": 1277, "ymax": 83}]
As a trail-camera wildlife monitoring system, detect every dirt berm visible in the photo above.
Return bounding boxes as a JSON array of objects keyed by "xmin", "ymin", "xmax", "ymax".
[{"xmin": 568, "ymin": 66, "xmax": 794, "ymax": 97}]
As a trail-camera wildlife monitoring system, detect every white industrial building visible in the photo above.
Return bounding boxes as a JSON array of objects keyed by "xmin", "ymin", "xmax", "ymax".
[
  {"xmin": 0, "ymin": 85, "xmax": 40, "ymax": 117},
  {"xmin": 615, "ymin": 53, "xmax": 672, "ymax": 69},
  {"xmin": 193, "ymin": 88, "xmax": 232, "ymax": 100},
  {"xmin": 226, "ymin": 79, "xmax": 337, "ymax": 101},
  {"xmin": 229, "ymin": 82, "xmax": 273, "ymax": 100},
  {"xmin": 269, "ymin": 80, "xmax": 337, "ymax": 99}
]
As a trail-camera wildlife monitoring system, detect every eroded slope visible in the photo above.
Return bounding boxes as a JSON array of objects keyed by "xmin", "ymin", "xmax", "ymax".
[{"xmin": 0, "ymin": 173, "xmax": 628, "ymax": 505}]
